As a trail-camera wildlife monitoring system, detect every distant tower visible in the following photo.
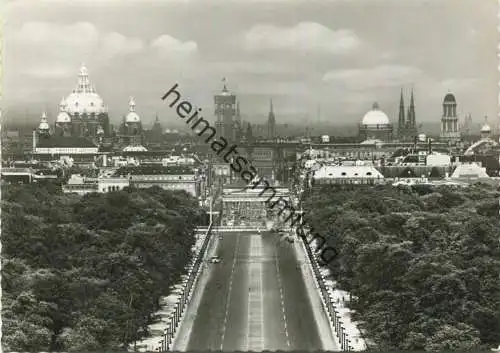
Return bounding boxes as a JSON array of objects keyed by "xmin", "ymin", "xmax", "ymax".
[
  {"xmin": 55, "ymin": 97, "xmax": 72, "ymax": 137},
  {"xmin": 234, "ymin": 101, "xmax": 243, "ymax": 142},
  {"xmin": 37, "ymin": 112, "xmax": 51, "ymax": 137},
  {"xmin": 246, "ymin": 123, "xmax": 254, "ymax": 143},
  {"xmin": 153, "ymin": 113, "xmax": 162, "ymax": 131},
  {"xmin": 480, "ymin": 116, "xmax": 491, "ymax": 139},
  {"xmin": 407, "ymin": 88, "xmax": 417, "ymax": 139},
  {"xmin": 397, "ymin": 88, "xmax": 406, "ymax": 140},
  {"xmin": 214, "ymin": 78, "xmax": 236, "ymax": 141},
  {"xmin": 152, "ymin": 113, "xmax": 163, "ymax": 142},
  {"xmin": 440, "ymin": 93, "xmax": 461, "ymax": 142},
  {"xmin": 124, "ymin": 97, "xmax": 143, "ymax": 145},
  {"xmin": 268, "ymin": 98, "xmax": 276, "ymax": 139},
  {"xmin": 235, "ymin": 101, "xmax": 242, "ymax": 125},
  {"xmin": 462, "ymin": 113, "xmax": 472, "ymax": 136}
]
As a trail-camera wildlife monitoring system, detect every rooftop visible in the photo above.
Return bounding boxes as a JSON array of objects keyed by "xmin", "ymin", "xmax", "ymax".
[
  {"xmin": 112, "ymin": 165, "xmax": 195, "ymax": 176},
  {"xmin": 36, "ymin": 136, "xmax": 97, "ymax": 148}
]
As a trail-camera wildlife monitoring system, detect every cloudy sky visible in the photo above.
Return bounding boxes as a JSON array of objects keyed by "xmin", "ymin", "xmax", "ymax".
[{"xmin": 3, "ymin": 0, "xmax": 498, "ymax": 130}]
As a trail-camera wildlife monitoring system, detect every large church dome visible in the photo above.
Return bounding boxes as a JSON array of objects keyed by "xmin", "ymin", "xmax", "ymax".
[
  {"xmin": 64, "ymin": 64, "xmax": 106, "ymax": 115},
  {"xmin": 362, "ymin": 102, "xmax": 390, "ymax": 125}
]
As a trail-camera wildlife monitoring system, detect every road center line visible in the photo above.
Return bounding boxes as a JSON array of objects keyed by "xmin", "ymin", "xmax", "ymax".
[
  {"xmin": 220, "ymin": 234, "xmax": 239, "ymax": 350},
  {"xmin": 246, "ymin": 234, "xmax": 264, "ymax": 351},
  {"xmin": 275, "ymin": 247, "xmax": 290, "ymax": 347}
]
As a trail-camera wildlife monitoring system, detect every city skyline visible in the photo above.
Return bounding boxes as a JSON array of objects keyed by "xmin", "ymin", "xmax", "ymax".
[{"xmin": 3, "ymin": 0, "xmax": 498, "ymax": 128}]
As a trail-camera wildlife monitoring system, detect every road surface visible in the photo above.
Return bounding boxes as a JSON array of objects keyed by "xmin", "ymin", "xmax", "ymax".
[{"xmin": 186, "ymin": 231, "xmax": 327, "ymax": 351}]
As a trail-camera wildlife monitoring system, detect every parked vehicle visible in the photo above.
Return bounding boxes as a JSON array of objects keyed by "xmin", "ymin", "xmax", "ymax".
[{"xmin": 210, "ymin": 256, "xmax": 221, "ymax": 264}]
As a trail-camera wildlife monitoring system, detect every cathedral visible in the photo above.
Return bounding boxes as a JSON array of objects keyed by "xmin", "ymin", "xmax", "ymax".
[
  {"xmin": 54, "ymin": 64, "xmax": 110, "ymax": 138},
  {"xmin": 36, "ymin": 64, "xmax": 143, "ymax": 147}
]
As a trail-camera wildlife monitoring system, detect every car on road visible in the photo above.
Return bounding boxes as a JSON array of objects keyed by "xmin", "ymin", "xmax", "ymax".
[{"xmin": 210, "ymin": 256, "xmax": 221, "ymax": 264}]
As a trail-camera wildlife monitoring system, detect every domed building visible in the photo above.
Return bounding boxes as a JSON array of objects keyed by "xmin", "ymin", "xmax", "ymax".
[
  {"xmin": 119, "ymin": 97, "xmax": 143, "ymax": 145},
  {"xmin": 480, "ymin": 116, "xmax": 491, "ymax": 139},
  {"xmin": 54, "ymin": 97, "xmax": 72, "ymax": 137},
  {"xmin": 358, "ymin": 102, "xmax": 394, "ymax": 141},
  {"xmin": 37, "ymin": 112, "xmax": 51, "ymax": 137},
  {"xmin": 55, "ymin": 64, "xmax": 110, "ymax": 138},
  {"xmin": 464, "ymin": 116, "xmax": 499, "ymax": 156}
]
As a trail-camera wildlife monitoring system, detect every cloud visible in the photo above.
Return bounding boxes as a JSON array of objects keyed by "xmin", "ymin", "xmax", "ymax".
[
  {"xmin": 150, "ymin": 35, "xmax": 198, "ymax": 56},
  {"xmin": 205, "ymin": 61, "xmax": 303, "ymax": 75},
  {"xmin": 101, "ymin": 32, "xmax": 144, "ymax": 57},
  {"xmin": 242, "ymin": 22, "xmax": 360, "ymax": 54},
  {"xmin": 322, "ymin": 65, "xmax": 423, "ymax": 89},
  {"xmin": 7, "ymin": 22, "xmax": 144, "ymax": 78}
]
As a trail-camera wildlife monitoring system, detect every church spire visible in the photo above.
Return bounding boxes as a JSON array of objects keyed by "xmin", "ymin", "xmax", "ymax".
[
  {"xmin": 236, "ymin": 101, "xmax": 241, "ymax": 124},
  {"xmin": 268, "ymin": 98, "xmax": 276, "ymax": 139},
  {"xmin": 408, "ymin": 88, "xmax": 416, "ymax": 136},
  {"xmin": 398, "ymin": 88, "xmax": 406, "ymax": 139}
]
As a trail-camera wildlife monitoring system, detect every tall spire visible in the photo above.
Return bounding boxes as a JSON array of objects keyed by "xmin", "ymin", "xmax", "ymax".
[
  {"xmin": 268, "ymin": 98, "xmax": 276, "ymax": 139},
  {"xmin": 235, "ymin": 101, "xmax": 241, "ymax": 124},
  {"xmin": 408, "ymin": 88, "xmax": 416, "ymax": 131},
  {"xmin": 398, "ymin": 88, "xmax": 406, "ymax": 139}
]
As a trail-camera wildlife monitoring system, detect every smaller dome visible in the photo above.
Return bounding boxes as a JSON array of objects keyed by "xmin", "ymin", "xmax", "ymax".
[
  {"xmin": 444, "ymin": 93, "xmax": 456, "ymax": 103},
  {"xmin": 221, "ymin": 83, "xmax": 231, "ymax": 96},
  {"xmin": 97, "ymin": 125, "xmax": 104, "ymax": 135},
  {"xmin": 126, "ymin": 112, "xmax": 141, "ymax": 123},
  {"xmin": 481, "ymin": 123, "xmax": 491, "ymax": 133},
  {"xmin": 125, "ymin": 97, "xmax": 141, "ymax": 123},
  {"xmin": 56, "ymin": 97, "xmax": 71, "ymax": 123},
  {"xmin": 481, "ymin": 116, "xmax": 491, "ymax": 133},
  {"xmin": 38, "ymin": 112, "xmax": 50, "ymax": 130}
]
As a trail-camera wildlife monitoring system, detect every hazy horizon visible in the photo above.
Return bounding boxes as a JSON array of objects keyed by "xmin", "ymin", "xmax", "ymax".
[{"xmin": 3, "ymin": 0, "xmax": 498, "ymax": 129}]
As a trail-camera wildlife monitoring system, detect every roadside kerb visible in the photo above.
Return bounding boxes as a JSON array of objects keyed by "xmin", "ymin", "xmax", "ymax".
[
  {"xmin": 299, "ymin": 228, "xmax": 365, "ymax": 351},
  {"xmin": 157, "ymin": 222, "xmax": 214, "ymax": 351}
]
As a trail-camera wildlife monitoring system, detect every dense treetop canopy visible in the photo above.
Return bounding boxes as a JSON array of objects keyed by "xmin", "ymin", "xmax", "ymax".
[
  {"xmin": 302, "ymin": 183, "xmax": 500, "ymax": 351},
  {"xmin": 2, "ymin": 184, "xmax": 205, "ymax": 352}
]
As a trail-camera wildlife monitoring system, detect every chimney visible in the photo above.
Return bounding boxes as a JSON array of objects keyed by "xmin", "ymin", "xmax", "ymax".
[{"xmin": 33, "ymin": 130, "xmax": 37, "ymax": 150}]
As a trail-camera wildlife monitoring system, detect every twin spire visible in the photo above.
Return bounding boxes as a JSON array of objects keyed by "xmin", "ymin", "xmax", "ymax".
[{"xmin": 398, "ymin": 87, "xmax": 417, "ymax": 140}]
